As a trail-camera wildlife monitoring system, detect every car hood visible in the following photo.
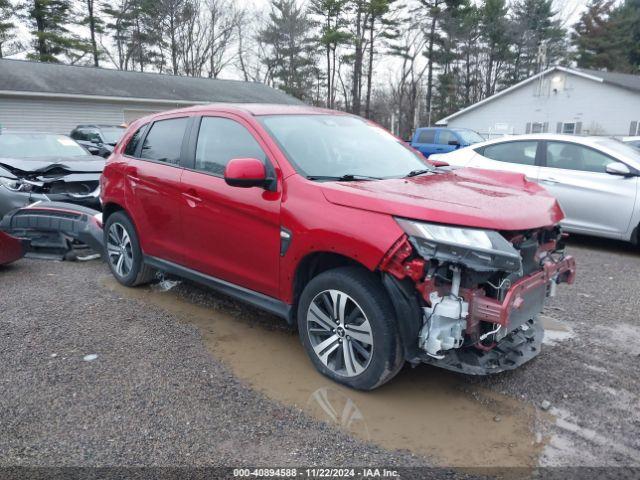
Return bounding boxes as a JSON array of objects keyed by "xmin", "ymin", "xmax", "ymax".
[
  {"xmin": 0, "ymin": 156, "xmax": 105, "ymax": 177},
  {"xmin": 319, "ymin": 168, "xmax": 564, "ymax": 231}
]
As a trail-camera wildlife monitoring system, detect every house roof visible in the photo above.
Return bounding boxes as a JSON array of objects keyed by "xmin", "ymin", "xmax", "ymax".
[
  {"xmin": 437, "ymin": 66, "xmax": 640, "ymax": 124},
  {"xmin": 575, "ymin": 67, "xmax": 640, "ymax": 93},
  {"xmin": 0, "ymin": 59, "xmax": 302, "ymax": 105}
]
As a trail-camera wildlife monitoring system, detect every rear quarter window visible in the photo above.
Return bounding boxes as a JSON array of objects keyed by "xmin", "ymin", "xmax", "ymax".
[
  {"xmin": 124, "ymin": 125, "xmax": 146, "ymax": 156},
  {"xmin": 481, "ymin": 141, "xmax": 538, "ymax": 166},
  {"xmin": 140, "ymin": 117, "xmax": 188, "ymax": 164}
]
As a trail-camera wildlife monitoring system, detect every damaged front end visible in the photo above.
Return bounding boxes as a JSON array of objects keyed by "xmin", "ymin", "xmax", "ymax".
[
  {"xmin": 380, "ymin": 219, "xmax": 575, "ymax": 375},
  {"xmin": 0, "ymin": 161, "xmax": 102, "ymax": 216}
]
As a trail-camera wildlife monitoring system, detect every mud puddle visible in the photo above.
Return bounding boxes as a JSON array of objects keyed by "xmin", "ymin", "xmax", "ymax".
[
  {"xmin": 540, "ymin": 315, "xmax": 575, "ymax": 346},
  {"xmin": 103, "ymin": 277, "xmax": 546, "ymax": 468}
]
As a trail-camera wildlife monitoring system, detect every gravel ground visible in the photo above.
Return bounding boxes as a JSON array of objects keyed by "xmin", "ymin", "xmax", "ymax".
[
  {"xmin": 0, "ymin": 259, "xmax": 430, "ymax": 470},
  {"xmin": 0, "ymin": 235, "xmax": 639, "ymax": 473}
]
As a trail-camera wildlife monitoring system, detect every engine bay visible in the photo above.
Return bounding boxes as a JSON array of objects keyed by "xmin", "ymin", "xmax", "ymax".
[{"xmin": 380, "ymin": 224, "xmax": 576, "ymax": 374}]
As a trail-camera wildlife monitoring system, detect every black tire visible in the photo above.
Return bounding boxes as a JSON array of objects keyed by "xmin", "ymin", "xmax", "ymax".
[
  {"xmin": 103, "ymin": 211, "xmax": 154, "ymax": 287},
  {"xmin": 297, "ymin": 266, "xmax": 404, "ymax": 390}
]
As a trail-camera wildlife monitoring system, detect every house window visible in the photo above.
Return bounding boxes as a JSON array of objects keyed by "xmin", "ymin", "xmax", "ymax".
[
  {"xmin": 531, "ymin": 122, "xmax": 544, "ymax": 134},
  {"xmin": 562, "ymin": 122, "xmax": 576, "ymax": 134},
  {"xmin": 630, "ymin": 121, "xmax": 640, "ymax": 136}
]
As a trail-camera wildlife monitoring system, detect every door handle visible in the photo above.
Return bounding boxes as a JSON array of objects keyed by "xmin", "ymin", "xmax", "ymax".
[
  {"xmin": 182, "ymin": 189, "xmax": 202, "ymax": 206},
  {"xmin": 540, "ymin": 176, "xmax": 559, "ymax": 184},
  {"xmin": 126, "ymin": 174, "xmax": 140, "ymax": 188}
]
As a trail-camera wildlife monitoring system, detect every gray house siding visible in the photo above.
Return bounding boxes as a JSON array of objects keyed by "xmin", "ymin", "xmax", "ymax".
[
  {"xmin": 442, "ymin": 71, "xmax": 640, "ymax": 137},
  {"xmin": 0, "ymin": 95, "xmax": 193, "ymax": 134}
]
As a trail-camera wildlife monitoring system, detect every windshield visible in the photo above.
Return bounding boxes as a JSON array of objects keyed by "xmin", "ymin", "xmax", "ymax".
[
  {"xmin": 260, "ymin": 115, "xmax": 431, "ymax": 179},
  {"xmin": 625, "ymin": 139, "xmax": 640, "ymax": 150},
  {"xmin": 595, "ymin": 138, "xmax": 640, "ymax": 164},
  {"xmin": 101, "ymin": 128, "xmax": 125, "ymax": 144},
  {"xmin": 455, "ymin": 129, "xmax": 484, "ymax": 144},
  {"xmin": 0, "ymin": 133, "xmax": 90, "ymax": 158}
]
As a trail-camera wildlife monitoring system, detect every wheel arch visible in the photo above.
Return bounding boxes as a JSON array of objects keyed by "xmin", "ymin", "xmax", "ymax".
[
  {"xmin": 291, "ymin": 250, "xmax": 423, "ymax": 362},
  {"xmin": 102, "ymin": 202, "xmax": 126, "ymax": 223},
  {"xmin": 291, "ymin": 251, "xmax": 369, "ymax": 323}
]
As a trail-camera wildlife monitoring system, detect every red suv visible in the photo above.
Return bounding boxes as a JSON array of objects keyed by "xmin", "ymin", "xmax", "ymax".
[{"xmin": 101, "ymin": 104, "xmax": 575, "ymax": 390}]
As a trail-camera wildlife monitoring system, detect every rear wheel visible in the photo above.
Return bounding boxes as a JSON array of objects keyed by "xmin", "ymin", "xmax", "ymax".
[
  {"xmin": 104, "ymin": 211, "xmax": 154, "ymax": 287},
  {"xmin": 297, "ymin": 267, "xmax": 404, "ymax": 390}
]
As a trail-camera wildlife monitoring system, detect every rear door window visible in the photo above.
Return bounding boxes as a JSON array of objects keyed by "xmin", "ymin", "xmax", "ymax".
[
  {"xmin": 545, "ymin": 142, "xmax": 613, "ymax": 173},
  {"xmin": 416, "ymin": 129, "xmax": 436, "ymax": 143},
  {"xmin": 140, "ymin": 118, "xmax": 188, "ymax": 165},
  {"xmin": 437, "ymin": 130, "xmax": 458, "ymax": 145},
  {"xmin": 194, "ymin": 117, "xmax": 267, "ymax": 176},
  {"xmin": 482, "ymin": 141, "xmax": 538, "ymax": 166}
]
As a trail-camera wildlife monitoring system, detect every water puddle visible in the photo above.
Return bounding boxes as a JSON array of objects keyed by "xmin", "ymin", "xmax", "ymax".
[
  {"xmin": 103, "ymin": 277, "xmax": 546, "ymax": 468},
  {"xmin": 540, "ymin": 315, "xmax": 575, "ymax": 345}
]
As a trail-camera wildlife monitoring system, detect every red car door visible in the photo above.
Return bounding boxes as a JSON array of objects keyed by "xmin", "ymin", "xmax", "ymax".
[
  {"xmin": 179, "ymin": 114, "xmax": 282, "ymax": 298},
  {"xmin": 124, "ymin": 116, "xmax": 189, "ymax": 265}
]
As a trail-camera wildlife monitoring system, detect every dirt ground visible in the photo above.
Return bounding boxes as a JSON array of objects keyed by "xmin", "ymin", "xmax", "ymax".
[{"xmin": 0, "ymin": 235, "xmax": 638, "ymax": 476}]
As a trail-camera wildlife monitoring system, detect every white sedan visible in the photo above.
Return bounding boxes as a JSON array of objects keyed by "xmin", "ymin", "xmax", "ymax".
[{"xmin": 430, "ymin": 134, "xmax": 640, "ymax": 244}]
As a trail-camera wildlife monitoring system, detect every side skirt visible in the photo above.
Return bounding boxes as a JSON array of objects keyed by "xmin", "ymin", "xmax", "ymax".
[{"xmin": 143, "ymin": 255, "xmax": 293, "ymax": 323}]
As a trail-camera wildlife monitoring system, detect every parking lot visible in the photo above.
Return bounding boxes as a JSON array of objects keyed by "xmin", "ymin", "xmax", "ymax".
[{"xmin": 0, "ymin": 234, "xmax": 638, "ymax": 472}]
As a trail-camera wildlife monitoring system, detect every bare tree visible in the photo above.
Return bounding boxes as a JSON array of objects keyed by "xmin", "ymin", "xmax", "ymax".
[
  {"xmin": 236, "ymin": 10, "xmax": 273, "ymax": 83},
  {"xmin": 205, "ymin": 0, "xmax": 243, "ymax": 78}
]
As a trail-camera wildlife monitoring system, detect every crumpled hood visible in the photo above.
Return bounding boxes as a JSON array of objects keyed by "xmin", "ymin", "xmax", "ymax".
[
  {"xmin": 320, "ymin": 168, "xmax": 564, "ymax": 231},
  {"xmin": 0, "ymin": 156, "xmax": 105, "ymax": 177}
]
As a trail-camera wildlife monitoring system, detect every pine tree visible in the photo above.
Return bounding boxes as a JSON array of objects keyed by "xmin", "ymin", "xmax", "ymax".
[
  {"xmin": 612, "ymin": 0, "xmax": 640, "ymax": 70},
  {"xmin": 260, "ymin": 0, "xmax": 317, "ymax": 100},
  {"xmin": 79, "ymin": 0, "xmax": 104, "ymax": 66},
  {"xmin": 572, "ymin": 0, "xmax": 629, "ymax": 71},
  {"xmin": 24, "ymin": 0, "xmax": 90, "ymax": 63},
  {"xmin": 480, "ymin": 0, "xmax": 511, "ymax": 97},
  {"xmin": 0, "ymin": 0, "xmax": 18, "ymax": 58},
  {"xmin": 310, "ymin": 0, "xmax": 350, "ymax": 108},
  {"xmin": 510, "ymin": 0, "xmax": 565, "ymax": 81}
]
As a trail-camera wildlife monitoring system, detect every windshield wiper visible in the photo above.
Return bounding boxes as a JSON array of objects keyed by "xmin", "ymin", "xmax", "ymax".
[
  {"xmin": 404, "ymin": 168, "xmax": 433, "ymax": 178},
  {"xmin": 306, "ymin": 174, "xmax": 383, "ymax": 181}
]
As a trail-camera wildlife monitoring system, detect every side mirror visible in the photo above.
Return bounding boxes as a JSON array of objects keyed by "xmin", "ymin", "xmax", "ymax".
[
  {"xmin": 224, "ymin": 158, "xmax": 267, "ymax": 188},
  {"xmin": 90, "ymin": 137, "xmax": 102, "ymax": 145},
  {"xmin": 605, "ymin": 162, "xmax": 632, "ymax": 176},
  {"xmin": 428, "ymin": 159, "xmax": 449, "ymax": 168},
  {"xmin": 448, "ymin": 140, "xmax": 460, "ymax": 147}
]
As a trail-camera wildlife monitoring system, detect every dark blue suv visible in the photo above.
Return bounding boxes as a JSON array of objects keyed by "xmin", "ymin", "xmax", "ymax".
[{"xmin": 410, "ymin": 127, "xmax": 484, "ymax": 158}]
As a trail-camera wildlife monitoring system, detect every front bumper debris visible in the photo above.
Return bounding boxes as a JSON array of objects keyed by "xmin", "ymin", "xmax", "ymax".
[
  {"xmin": 0, "ymin": 202, "xmax": 104, "ymax": 259},
  {"xmin": 420, "ymin": 317, "xmax": 543, "ymax": 375}
]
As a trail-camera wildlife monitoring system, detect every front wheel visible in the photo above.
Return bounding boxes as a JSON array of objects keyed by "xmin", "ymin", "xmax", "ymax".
[
  {"xmin": 297, "ymin": 267, "xmax": 404, "ymax": 390},
  {"xmin": 104, "ymin": 211, "xmax": 154, "ymax": 287}
]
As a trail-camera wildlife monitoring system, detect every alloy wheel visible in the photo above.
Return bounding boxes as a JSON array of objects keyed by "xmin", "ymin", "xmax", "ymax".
[
  {"xmin": 306, "ymin": 289, "xmax": 374, "ymax": 377},
  {"xmin": 106, "ymin": 222, "xmax": 133, "ymax": 278}
]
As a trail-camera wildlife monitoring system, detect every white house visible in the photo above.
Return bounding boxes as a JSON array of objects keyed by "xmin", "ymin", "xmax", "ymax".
[
  {"xmin": 437, "ymin": 66, "xmax": 640, "ymax": 138},
  {"xmin": 0, "ymin": 59, "xmax": 300, "ymax": 134}
]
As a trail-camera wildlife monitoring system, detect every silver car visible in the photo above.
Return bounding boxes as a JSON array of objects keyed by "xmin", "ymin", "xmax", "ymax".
[{"xmin": 430, "ymin": 134, "xmax": 640, "ymax": 244}]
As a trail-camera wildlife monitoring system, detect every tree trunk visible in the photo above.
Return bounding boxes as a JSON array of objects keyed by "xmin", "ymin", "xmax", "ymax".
[
  {"xmin": 364, "ymin": 13, "xmax": 375, "ymax": 118},
  {"xmin": 425, "ymin": 3, "xmax": 438, "ymax": 127},
  {"xmin": 33, "ymin": 0, "xmax": 47, "ymax": 61},
  {"xmin": 87, "ymin": 0, "xmax": 99, "ymax": 66},
  {"xmin": 485, "ymin": 46, "xmax": 494, "ymax": 98},
  {"xmin": 170, "ymin": 15, "xmax": 178, "ymax": 75},
  {"xmin": 351, "ymin": 0, "xmax": 363, "ymax": 115}
]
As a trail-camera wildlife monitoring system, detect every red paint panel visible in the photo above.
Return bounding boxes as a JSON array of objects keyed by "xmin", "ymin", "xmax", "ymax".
[{"xmin": 0, "ymin": 231, "xmax": 25, "ymax": 265}]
